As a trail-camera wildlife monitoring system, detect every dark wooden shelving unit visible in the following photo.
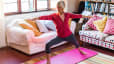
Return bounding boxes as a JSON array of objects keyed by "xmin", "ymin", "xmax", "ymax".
[{"xmin": 80, "ymin": 0, "xmax": 114, "ymax": 15}]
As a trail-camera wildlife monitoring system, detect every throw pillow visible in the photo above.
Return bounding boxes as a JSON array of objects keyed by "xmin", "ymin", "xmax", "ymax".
[
  {"xmin": 94, "ymin": 16, "xmax": 107, "ymax": 32},
  {"xmin": 86, "ymin": 15, "xmax": 102, "ymax": 30},
  {"xmin": 19, "ymin": 23, "xmax": 42, "ymax": 36},
  {"xmin": 25, "ymin": 19, "xmax": 40, "ymax": 32},
  {"xmin": 36, "ymin": 20, "xmax": 49, "ymax": 32},
  {"xmin": 103, "ymin": 18, "xmax": 114, "ymax": 34},
  {"xmin": 68, "ymin": 18, "xmax": 72, "ymax": 27},
  {"xmin": 45, "ymin": 20, "xmax": 56, "ymax": 31}
]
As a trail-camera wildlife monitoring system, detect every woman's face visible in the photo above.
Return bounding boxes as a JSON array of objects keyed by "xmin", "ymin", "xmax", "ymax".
[{"xmin": 57, "ymin": 6, "xmax": 64, "ymax": 14}]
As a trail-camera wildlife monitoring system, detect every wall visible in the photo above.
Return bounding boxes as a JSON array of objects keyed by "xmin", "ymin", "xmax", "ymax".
[
  {"xmin": 65, "ymin": 0, "xmax": 80, "ymax": 13},
  {"xmin": 0, "ymin": 0, "xmax": 6, "ymax": 48}
]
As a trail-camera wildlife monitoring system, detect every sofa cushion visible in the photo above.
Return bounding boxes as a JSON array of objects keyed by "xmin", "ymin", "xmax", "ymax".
[
  {"xmin": 86, "ymin": 15, "xmax": 102, "ymax": 30},
  {"xmin": 36, "ymin": 20, "xmax": 49, "ymax": 32},
  {"xmin": 94, "ymin": 16, "xmax": 107, "ymax": 32},
  {"xmin": 44, "ymin": 20, "xmax": 56, "ymax": 31},
  {"xmin": 31, "ymin": 31, "xmax": 57, "ymax": 44},
  {"xmin": 25, "ymin": 19, "xmax": 40, "ymax": 32},
  {"xmin": 68, "ymin": 18, "xmax": 72, "ymax": 27},
  {"xmin": 105, "ymin": 35, "xmax": 114, "ymax": 44},
  {"xmin": 79, "ymin": 30, "xmax": 108, "ymax": 40},
  {"xmin": 19, "ymin": 23, "xmax": 42, "ymax": 36},
  {"xmin": 18, "ymin": 20, "xmax": 42, "ymax": 36},
  {"xmin": 103, "ymin": 18, "xmax": 114, "ymax": 35}
]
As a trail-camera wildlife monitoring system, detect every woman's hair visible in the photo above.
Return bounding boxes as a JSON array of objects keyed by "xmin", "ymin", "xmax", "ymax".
[{"xmin": 57, "ymin": 0, "xmax": 65, "ymax": 8}]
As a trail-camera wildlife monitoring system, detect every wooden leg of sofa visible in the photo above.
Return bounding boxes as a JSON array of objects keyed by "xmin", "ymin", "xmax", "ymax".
[{"xmin": 83, "ymin": 42, "xmax": 86, "ymax": 47}]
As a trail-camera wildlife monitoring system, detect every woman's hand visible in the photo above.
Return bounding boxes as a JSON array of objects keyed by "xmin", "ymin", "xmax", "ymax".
[{"xmin": 82, "ymin": 15, "xmax": 93, "ymax": 19}]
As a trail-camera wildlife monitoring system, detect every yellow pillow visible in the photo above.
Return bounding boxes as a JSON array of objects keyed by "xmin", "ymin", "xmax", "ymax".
[
  {"xmin": 68, "ymin": 18, "xmax": 72, "ymax": 27},
  {"xmin": 25, "ymin": 19, "xmax": 40, "ymax": 32},
  {"xmin": 19, "ymin": 24, "xmax": 42, "ymax": 36},
  {"xmin": 94, "ymin": 16, "xmax": 107, "ymax": 32}
]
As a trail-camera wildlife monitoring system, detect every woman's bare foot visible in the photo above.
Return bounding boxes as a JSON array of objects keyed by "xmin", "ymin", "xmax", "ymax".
[
  {"xmin": 78, "ymin": 48, "xmax": 86, "ymax": 55},
  {"xmin": 46, "ymin": 53, "xmax": 51, "ymax": 64}
]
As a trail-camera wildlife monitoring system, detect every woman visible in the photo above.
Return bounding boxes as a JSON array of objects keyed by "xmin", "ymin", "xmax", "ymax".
[{"xmin": 32, "ymin": 1, "xmax": 91, "ymax": 64}]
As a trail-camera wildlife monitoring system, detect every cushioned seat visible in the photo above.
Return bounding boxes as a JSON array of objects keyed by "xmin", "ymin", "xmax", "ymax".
[
  {"xmin": 105, "ymin": 35, "xmax": 114, "ymax": 44},
  {"xmin": 79, "ymin": 30, "xmax": 108, "ymax": 40}
]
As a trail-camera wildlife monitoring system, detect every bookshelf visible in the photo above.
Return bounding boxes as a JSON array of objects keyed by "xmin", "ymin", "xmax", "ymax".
[
  {"xmin": 80, "ymin": 0, "xmax": 114, "ymax": 15},
  {"xmin": 80, "ymin": 0, "xmax": 114, "ymax": 4}
]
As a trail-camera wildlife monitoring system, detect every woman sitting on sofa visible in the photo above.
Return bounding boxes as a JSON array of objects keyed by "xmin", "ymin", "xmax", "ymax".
[{"xmin": 32, "ymin": 0, "xmax": 92, "ymax": 64}]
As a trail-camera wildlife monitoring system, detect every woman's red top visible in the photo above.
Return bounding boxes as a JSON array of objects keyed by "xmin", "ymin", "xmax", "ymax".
[{"xmin": 39, "ymin": 13, "xmax": 82, "ymax": 38}]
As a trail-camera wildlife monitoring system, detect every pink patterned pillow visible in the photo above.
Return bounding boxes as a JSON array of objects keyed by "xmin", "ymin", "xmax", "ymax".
[
  {"xmin": 103, "ymin": 19, "xmax": 114, "ymax": 34},
  {"xmin": 86, "ymin": 15, "xmax": 102, "ymax": 30}
]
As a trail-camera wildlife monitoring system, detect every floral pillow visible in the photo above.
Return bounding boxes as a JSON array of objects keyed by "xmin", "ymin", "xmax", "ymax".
[
  {"xmin": 86, "ymin": 15, "xmax": 102, "ymax": 30},
  {"xmin": 103, "ymin": 18, "xmax": 114, "ymax": 34}
]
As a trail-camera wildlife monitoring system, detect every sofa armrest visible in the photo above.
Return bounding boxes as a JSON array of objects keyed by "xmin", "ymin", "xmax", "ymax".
[
  {"xmin": 6, "ymin": 27, "xmax": 35, "ymax": 45},
  {"xmin": 70, "ymin": 21, "xmax": 76, "ymax": 34},
  {"xmin": 82, "ymin": 24, "xmax": 86, "ymax": 30}
]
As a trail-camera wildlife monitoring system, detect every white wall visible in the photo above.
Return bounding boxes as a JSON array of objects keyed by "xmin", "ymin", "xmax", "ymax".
[
  {"xmin": 65, "ymin": 0, "xmax": 80, "ymax": 12},
  {"xmin": 0, "ymin": 0, "xmax": 6, "ymax": 48}
]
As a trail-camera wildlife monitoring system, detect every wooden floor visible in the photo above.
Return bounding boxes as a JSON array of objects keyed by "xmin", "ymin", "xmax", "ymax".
[
  {"xmin": 0, "ymin": 43, "xmax": 113, "ymax": 64},
  {"xmin": 0, "ymin": 34, "xmax": 113, "ymax": 64}
]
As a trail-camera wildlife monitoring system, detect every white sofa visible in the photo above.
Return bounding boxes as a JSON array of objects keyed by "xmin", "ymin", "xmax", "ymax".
[{"xmin": 6, "ymin": 19, "xmax": 76, "ymax": 55}]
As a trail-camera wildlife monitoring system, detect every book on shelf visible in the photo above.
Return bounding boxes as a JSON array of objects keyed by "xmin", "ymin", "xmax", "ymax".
[
  {"xmin": 109, "ymin": 4, "xmax": 114, "ymax": 13},
  {"xmin": 100, "ymin": 3, "xmax": 106, "ymax": 12},
  {"xmin": 94, "ymin": 3, "xmax": 102, "ymax": 12},
  {"xmin": 105, "ymin": 4, "xmax": 109, "ymax": 13},
  {"xmin": 85, "ymin": 1, "xmax": 92, "ymax": 11},
  {"xmin": 95, "ymin": 3, "xmax": 98, "ymax": 12},
  {"xmin": 104, "ymin": 0, "xmax": 111, "ymax": 2},
  {"xmin": 97, "ymin": 0, "xmax": 103, "ymax": 1},
  {"xmin": 91, "ymin": 0, "xmax": 97, "ymax": 1},
  {"xmin": 91, "ymin": 3, "xmax": 96, "ymax": 12},
  {"xmin": 110, "ymin": 9, "xmax": 114, "ymax": 13}
]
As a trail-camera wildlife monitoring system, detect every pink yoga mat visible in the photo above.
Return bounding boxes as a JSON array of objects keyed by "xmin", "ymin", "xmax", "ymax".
[{"xmin": 34, "ymin": 47, "xmax": 97, "ymax": 64}]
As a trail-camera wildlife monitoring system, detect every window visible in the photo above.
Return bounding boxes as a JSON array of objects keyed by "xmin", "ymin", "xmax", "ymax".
[
  {"xmin": 21, "ymin": 0, "xmax": 35, "ymax": 12},
  {"xmin": 50, "ymin": 0, "xmax": 59, "ymax": 9},
  {"xmin": 4, "ymin": 0, "xmax": 59, "ymax": 15},
  {"xmin": 37, "ymin": 0, "xmax": 48, "ymax": 10},
  {"xmin": 4, "ymin": 0, "xmax": 18, "ymax": 13}
]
